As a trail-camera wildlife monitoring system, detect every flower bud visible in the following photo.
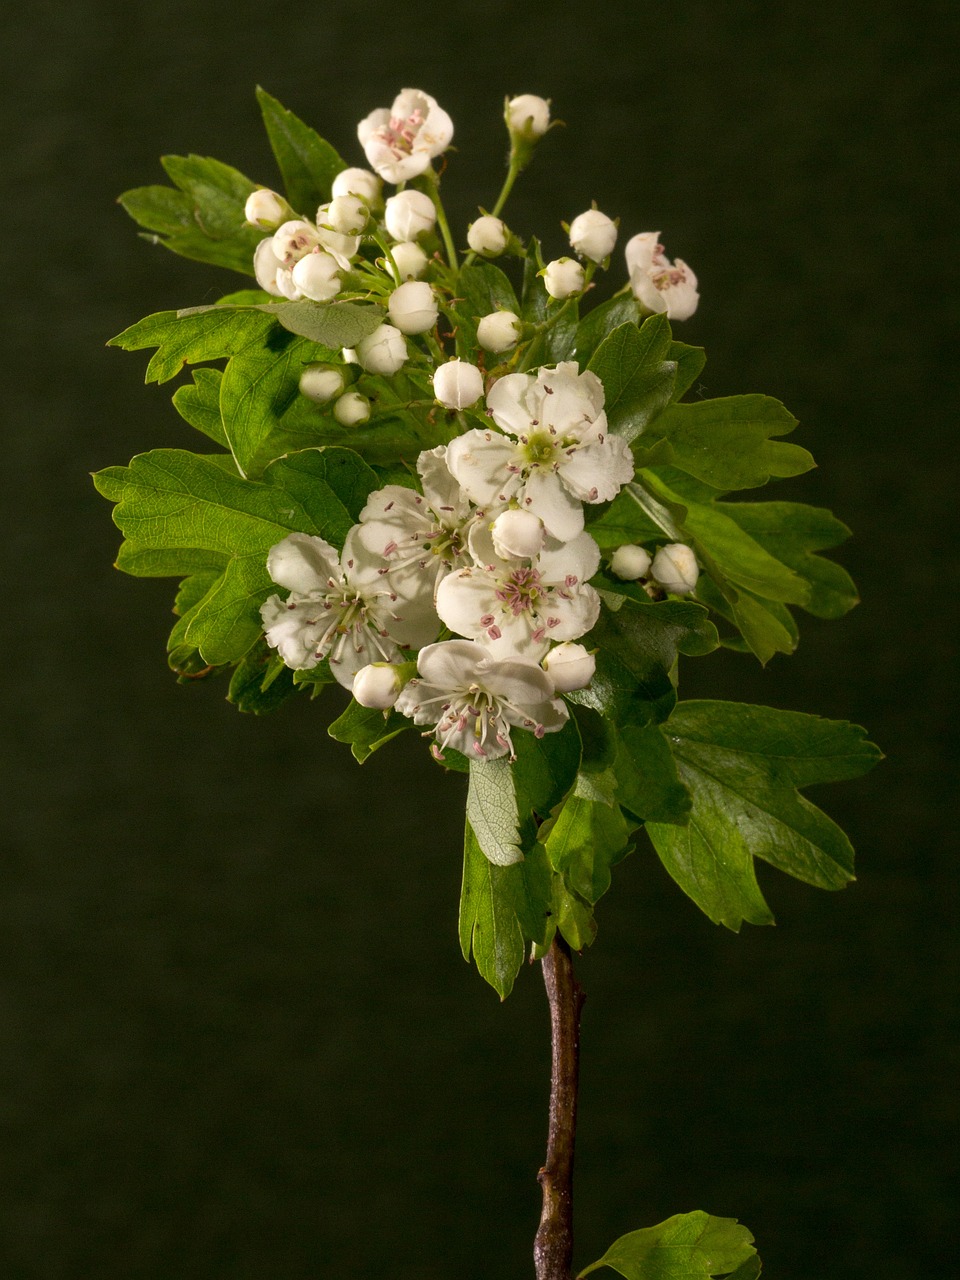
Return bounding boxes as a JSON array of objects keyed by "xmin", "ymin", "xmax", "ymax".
[
  {"xmin": 254, "ymin": 238, "xmax": 293, "ymax": 297},
  {"xmin": 384, "ymin": 189, "xmax": 436, "ymax": 242},
  {"xmin": 273, "ymin": 219, "xmax": 320, "ymax": 266},
  {"xmin": 298, "ymin": 364, "xmax": 345, "ymax": 404},
  {"xmin": 491, "ymin": 509, "xmax": 545, "ymax": 561},
  {"xmin": 477, "ymin": 310, "xmax": 522, "ymax": 354},
  {"xmin": 388, "ymin": 240, "xmax": 429, "ymax": 282},
  {"xmin": 542, "ymin": 643, "xmax": 595, "ymax": 693},
  {"xmin": 467, "ymin": 215, "xmax": 510, "ymax": 257},
  {"xmin": 326, "ymin": 194, "xmax": 369, "ymax": 235},
  {"xmin": 506, "ymin": 93, "xmax": 551, "ymax": 139},
  {"xmin": 290, "ymin": 249, "xmax": 342, "ymax": 302},
  {"xmin": 651, "ymin": 543, "xmax": 700, "ymax": 594},
  {"xmin": 333, "ymin": 391, "xmax": 371, "ymax": 426},
  {"xmin": 387, "ymin": 280, "xmax": 439, "ymax": 335},
  {"xmin": 352, "ymin": 662, "xmax": 405, "ymax": 709},
  {"xmin": 433, "ymin": 359, "xmax": 484, "ymax": 410},
  {"xmin": 244, "ymin": 188, "xmax": 289, "ymax": 230},
  {"xmin": 543, "ymin": 257, "xmax": 585, "ymax": 299},
  {"xmin": 610, "ymin": 544, "xmax": 652, "ymax": 581},
  {"xmin": 331, "ymin": 167, "xmax": 383, "ymax": 206},
  {"xmin": 356, "ymin": 323, "xmax": 408, "ymax": 375},
  {"xmin": 569, "ymin": 208, "xmax": 618, "ymax": 263}
]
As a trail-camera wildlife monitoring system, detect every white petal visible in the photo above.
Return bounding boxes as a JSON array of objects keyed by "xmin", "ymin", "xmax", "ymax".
[
  {"xmin": 446, "ymin": 429, "xmax": 519, "ymax": 508},
  {"xmin": 486, "ymin": 372, "xmax": 540, "ymax": 438},
  {"xmin": 266, "ymin": 533, "xmax": 340, "ymax": 594},
  {"xmin": 559, "ymin": 436, "xmax": 635, "ymax": 504},
  {"xmin": 416, "ymin": 638, "xmax": 486, "ymax": 688},
  {"xmin": 624, "ymin": 231, "xmax": 660, "ymax": 276},
  {"xmin": 522, "ymin": 470, "xmax": 584, "ymax": 541},
  {"xmin": 541, "ymin": 583, "xmax": 601, "ymax": 642},
  {"xmin": 435, "ymin": 568, "xmax": 497, "ymax": 642},
  {"xmin": 536, "ymin": 531, "xmax": 601, "ymax": 584}
]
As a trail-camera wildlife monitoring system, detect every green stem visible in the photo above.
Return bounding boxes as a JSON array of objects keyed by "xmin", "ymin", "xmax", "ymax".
[
  {"xmin": 422, "ymin": 167, "xmax": 459, "ymax": 273},
  {"xmin": 463, "ymin": 159, "xmax": 523, "ymax": 270}
]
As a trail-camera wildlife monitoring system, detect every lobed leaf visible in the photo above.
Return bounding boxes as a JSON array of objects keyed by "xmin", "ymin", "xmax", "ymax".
[
  {"xmin": 587, "ymin": 317, "xmax": 677, "ymax": 443},
  {"xmin": 256, "ymin": 86, "xmax": 347, "ymax": 214},
  {"xmin": 327, "ymin": 701, "xmax": 410, "ymax": 762}
]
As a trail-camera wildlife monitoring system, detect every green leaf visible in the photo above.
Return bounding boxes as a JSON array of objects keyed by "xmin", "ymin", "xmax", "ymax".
[
  {"xmin": 227, "ymin": 642, "xmax": 298, "ymax": 714},
  {"xmin": 573, "ymin": 295, "xmax": 641, "ymax": 367},
  {"xmin": 172, "ymin": 368, "xmax": 229, "ymax": 448},
  {"xmin": 467, "ymin": 757, "xmax": 523, "ymax": 866},
  {"xmin": 587, "ymin": 316, "xmax": 678, "ymax": 443},
  {"xmin": 579, "ymin": 1210, "xmax": 758, "ymax": 1279},
  {"xmin": 267, "ymin": 299, "xmax": 387, "ymax": 347},
  {"xmin": 327, "ymin": 700, "xmax": 410, "ymax": 762},
  {"xmin": 454, "ymin": 262, "xmax": 521, "ymax": 356},
  {"xmin": 584, "ymin": 486, "xmax": 664, "ymax": 551},
  {"xmin": 459, "ymin": 824, "xmax": 555, "ymax": 998},
  {"xmin": 614, "ymin": 723, "xmax": 692, "ymax": 825},
  {"xmin": 256, "ymin": 86, "xmax": 347, "ymax": 213},
  {"xmin": 647, "ymin": 700, "xmax": 882, "ymax": 930},
  {"xmin": 119, "ymin": 155, "xmax": 263, "ymax": 274},
  {"xmin": 667, "ymin": 339, "xmax": 707, "ymax": 400},
  {"xmin": 568, "ymin": 590, "xmax": 719, "ymax": 727},
  {"xmin": 542, "ymin": 770, "xmax": 632, "ymax": 903},
  {"xmin": 715, "ymin": 501, "xmax": 858, "ymax": 619},
  {"xmin": 512, "ymin": 719, "xmax": 583, "ymax": 820},
  {"xmin": 643, "ymin": 395, "xmax": 814, "ymax": 490},
  {"xmin": 109, "ymin": 308, "xmax": 275, "ymax": 384}
]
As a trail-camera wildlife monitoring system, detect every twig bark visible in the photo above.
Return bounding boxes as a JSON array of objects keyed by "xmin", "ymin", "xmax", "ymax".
[{"xmin": 534, "ymin": 933, "xmax": 586, "ymax": 1280}]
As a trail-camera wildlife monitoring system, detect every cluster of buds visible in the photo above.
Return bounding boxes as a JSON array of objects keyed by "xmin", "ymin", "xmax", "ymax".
[{"xmin": 248, "ymin": 89, "xmax": 702, "ymax": 761}]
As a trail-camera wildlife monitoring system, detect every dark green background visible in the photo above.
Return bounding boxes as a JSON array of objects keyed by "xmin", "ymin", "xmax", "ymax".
[{"xmin": 2, "ymin": 2, "xmax": 957, "ymax": 1276}]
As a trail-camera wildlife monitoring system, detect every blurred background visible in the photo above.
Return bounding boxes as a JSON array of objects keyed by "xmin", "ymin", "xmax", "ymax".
[{"xmin": 2, "ymin": 2, "xmax": 957, "ymax": 1276}]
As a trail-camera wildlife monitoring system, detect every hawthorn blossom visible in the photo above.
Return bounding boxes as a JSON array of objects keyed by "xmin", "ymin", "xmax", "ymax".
[
  {"xmin": 436, "ymin": 527, "xmax": 601, "ymax": 660},
  {"xmin": 625, "ymin": 231, "xmax": 699, "ymax": 321},
  {"xmin": 353, "ymin": 446, "xmax": 480, "ymax": 603},
  {"xmin": 395, "ymin": 639, "xmax": 568, "ymax": 761},
  {"xmin": 651, "ymin": 542, "xmax": 700, "ymax": 594},
  {"xmin": 259, "ymin": 531, "xmax": 439, "ymax": 690},
  {"xmin": 446, "ymin": 362, "xmax": 635, "ymax": 542},
  {"xmin": 358, "ymin": 88, "xmax": 454, "ymax": 184}
]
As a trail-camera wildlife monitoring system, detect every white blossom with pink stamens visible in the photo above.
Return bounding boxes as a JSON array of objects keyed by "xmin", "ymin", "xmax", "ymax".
[
  {"xmin": 625, "ymin": 231, "xmax": 699, "ymax": 321},
  {"xmin": 358, "ymin": 89, "xmax": 454, "ymax": 184}
]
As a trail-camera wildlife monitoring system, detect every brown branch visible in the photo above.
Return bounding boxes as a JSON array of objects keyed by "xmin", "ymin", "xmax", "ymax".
[{"xmin": 534, "ymin": 933, "xmax": 586, "ymax": 1280}]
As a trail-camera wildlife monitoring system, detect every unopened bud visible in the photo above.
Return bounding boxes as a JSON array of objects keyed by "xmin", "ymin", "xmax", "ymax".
[
  {"xmin": 467, "ymin": 215, "xmax": 510, "ymax": 257},
  {"xmin": 387, "ymin": 280, "xmax": 439, "ymax": 335},
  {"xmin": 253, "ymin": 238, "xmax": 289, "ymax": 297},
  {"xmin": 610, "ymin": 544, "xmax": 652, "ymax": 581},
  {"xmin": 356, "ymin": 323, "xmax": 408, "ymax": 375},
  {"xmin": 542, "ymin": 643, "xmax": 595, "ymax": 693},
  {"xmin": 298, "ymin": 365, "xmax": 345, "ymax": 404},
  {"xmin": 477, "ymin": 310, "xmax": 522, "ymax": 354},
  {"xmin": 331, "ymin": 167, "xmax": 383, "ymax": 206},
  {"xmin": 506, "ymin": 94, "xmax": 551, "ymax": 139},
  {"xmin": 491, "ymin": 509, "xmax": 545, "ymax": 561},
  {"xmin": 651, "ymin": 543, "xmax": 699, "ymax": 594},
  {"xmin": 352, "ymin": 662, "xmax": 404, "ymax": 709},
  {"xmin": 543, "ymin": 257, "xmax": 585, "ymax": 300},
  {"xmin": 568, "ymin": 208, "xmax": 618, "ymax": 263},
  {"xmin": 290, "ymin": 249, "xmax": 342, "ymax": 302},
  {"xmin": 388, "ymin": 240, "xmax": 430, "ymax": 282},
  {"xmin": 326, "ymin": 194, "xmax": 369, "ymax": 235},
  {"xmin": 333, "ymin": 391, "xmax": 371, "ymax": 426},
  {"xmin": 433, "ymin": 359, "xmax": 484, "ymax": 410},
  {"xmin": 244, "ymin": 188, "xmax": 289, "ymax": 230},
  {"xmin": 384, "ymin": 190, "xmax": 437, "ymax": 242}
]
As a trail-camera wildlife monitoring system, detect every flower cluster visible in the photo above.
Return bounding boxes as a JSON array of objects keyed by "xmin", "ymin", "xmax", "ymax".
[{"xmin": 250, "ymin": 89, "xmax": 702, "ymax": 762}]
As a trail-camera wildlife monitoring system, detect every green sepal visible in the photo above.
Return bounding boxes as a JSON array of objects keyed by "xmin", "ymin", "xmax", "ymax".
[
  {"xmin": 586, "ymin": 316, "xmax": 677, "ymax": 443},
  {"xmin": 327, "ymin": 700, "xmax": 410, "ymax": 762},
  {"xmin": 647, "ymin": 700, "xmax": 883, "ymax": 930},
  {"xmin": 578, "ymin": 1210, "xmax": 758, "ymax": 1279},
  {"xmin": 256, "ymin": 86, "xmax": 347, "ymax": 213}
]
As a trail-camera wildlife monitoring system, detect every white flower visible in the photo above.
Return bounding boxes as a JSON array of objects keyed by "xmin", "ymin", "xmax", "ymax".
[
  {"xmin": 384, "ymin": 190, "xmax": 437, "ymax": 241},
  {"xmin": 542, "ymin": 642, "xmax": 596, "ymax": 693},
  {"xmin": 388, "ymin": 240, "xmax": 429, "ymax": 282},
  {"xmin": 543, "ymin": 257, "xmax": 585, "ymax": 299},
  {"xmin": 436, "ymin": 528, "xmax": 601, "ymax": 660},
  {"xmin": 253, "ymin": 237, "xmax": 299, "ymax": 299},
  {"xmin": 356, "ymin": 323, "xmax": 408, "ymax": 375},
  {"xmin": 651, "ymin": 543, "xmax": 700, "ymax": 594},
  {"xmin": 291, "ymin": 249, "xmax": 342, "ymax": 302},
  {"xmin": 433, "ymin": 359, "xmax": 484, "ymax": 409},
  {"xmin": 352, "ymin": 662, "xmax": 407, "ymax": 709},
  {"xmin": 353, "ymin": 445, "xmax": 479, "ymax": 603},
  {"xmin": 610, "ymin": 543, "xmax": 652, "ymax": 581},
  {"xmin": 395, "ymin": 639, "xmax": 568, "ymax": 761},
  {"xmin": 446, "ymin": 362, "xmax": 635, "ymax": 542},
  {"xmin": 259, "ymin": 531, "xmax": 440, "ymax": 689},
  {"xmin": 387, "ymin": 280, "xmax": 438, "ymax": 335},
  {"xmin": 467, "ymin": 215, "xmax": 510, "ymax": 257},
  {"xmin": 333, "ymin": 391, "xmax": 370, "ymax": 425},
  {"xmin": 331, "ymin": 167, "xmax": 383, "ymax": 205},
  {"xmin": 358, "ymin": 88, "xmax": 454, "ymax": 183},
  {"xmin": 299, "ymin": 365, "xmax": 345, "ymax": 404},
  {"xmin": 244, "ymin": 188, "xmax": 287, "ymax": 230},
  {"xmin": 313, "ymin": 204, "xmax": 361, "ymax": 270},
  {"xmin": 326, "ymin": 194, "xmax": 369, "ymax": 235},
  {"xmin": 491, "ymin": 509, "xmax": 544, "ymax": 561},
  {"xmin": 477, "ymin": 310, "xmax": 521, "ymax": 354},
  {"xmin": 568, "ymin": 208, "xmax": 618, "ymax": 263},
  {"xmin": 625, "ymin": 232, "xmax": 699, "ymax": 321},
  {"xmin": 506, "ymin": 94, "xmax": 551, "ymax": 139},
  {"xmin": 273, "ymin": 219, "xmax": 321, "ymax": 266}
]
